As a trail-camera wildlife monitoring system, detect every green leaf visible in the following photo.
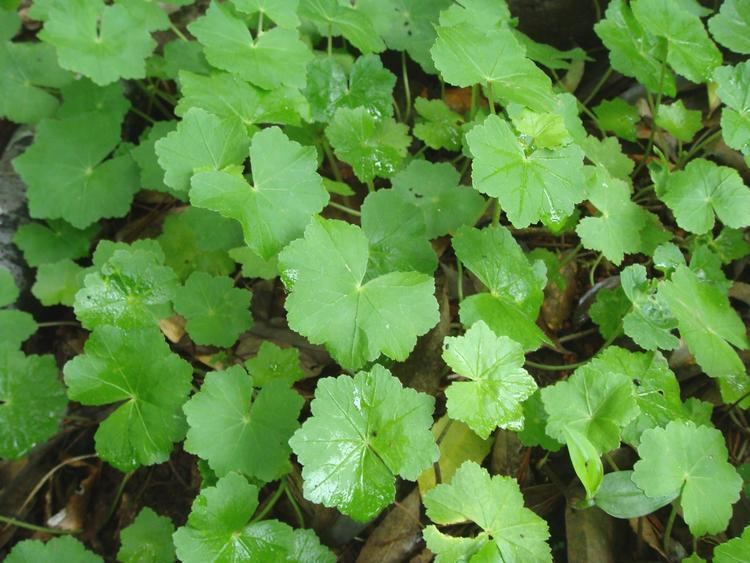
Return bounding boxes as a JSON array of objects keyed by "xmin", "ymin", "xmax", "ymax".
[
  {"xmin": 14, "ymin": 220, "xmax": 98, "ymax": 267},
  {"xmin": 467, "ymin": 115, "xmax": 585, "ymax": 228},
  {"xmin": 360, "ymin": 189, "xmax": 437, "ymax": 277},
  {"xmin": 431, "ymin": 22, "xmax": 555, "ymax": 112},
  {"xmin": 188, "ymin": 1, "xmax": 311, "ymax": 89},
  {"xmin": 229, "ymin": 246, "xmax": 279, "ymax": 280},
  {"xmin": 130, "ymin": 120, "xmax": 182, "ymax": 197},
  {"xmin": 31, "ymin": 260, "xmax": 86, "ymax": 307},
  {"xmin": 326, "ymin": 107, "xmax": 411, "ymax": 183},
  {"xmin": 714, "ymin": 62, "xmax": 750, "ymax": 156},
  {"xmin": 441, "ymin": 321, "xmax": 537, "ymax": 439},
  {"xmin": 290, "ymin": 528, "xmax": 336, "ymax": 563},
  {"xmin": 244, "ymin": 341, "xmax": 304, "ymax": 388},
  {"xmin": 155, "ymin": 107, "xmax": 249, "ymax": 194},
  {"xmin": 0, "ymin": 8, "xmax": 19, "ymax": 40},
  {"xmin": 0, "ymin": 310, "xmax": 38, "ymax": 348},
  {"xmin": 148, "ymin": 38, "xmax": 211, "ymax": 80},
  {"xmin": 633, "ymin": 421, "xmax": 742, "ymax": 536},
  {"xmin": 39, "ymin": 0, "xmax": 156, "ymax": 85},
  {"xmin": 594, "ymin": 470, "xmax": 675, "ymax": 518},
  {"xmin": 653, "ymin": 242, "xmax": 686, "ymax": 273},
  {"xmin": 305, "ymin": 54, "xmax": 395, "ymax": 123},
  {"xmin": 413, "ymin": 97, "xmax": 463, "ymax": 151},
  {"xmin": 580, "ymin": 135, "xmax": 634, "ymax": 180},
  {"xmin": 289, "ymin": 364, "xmax": 438, "ymax": 521},
  {"xmin": 231, "ymin": 0, "xmax": 300, "ymax": 28},
  {"xmin": 6, "ymin": 536, "xmax": 102, "ymax": 563},
  {"xmin": 173, "ymin": 272, "xmax": 252, "ymax": 347},
  {"xmin": 541, "ymin": 358, "xmax": 639, "ymax": 454},
  {"xmin": 631, "ymin": 0, "xmax": 721, "ymax": 84},
  {"xmin": 299, "ymin": 0, "xmax": 384, "ymax": 54},
  {"xmin": 0, "ymin": 345, "xmax": 66, "ymax": 459},
  {"xmin": 117, "ymin": 507, "xmax": 175, "ymax": 563},
  {"xmin": 661, "ymin": 158, "xmax": 750, "ymax": 234},
  {"xmin": 714, "ymin": 526, "xmax": 750, "ymax": 563},
  {"xmin": 453, "ymin": 226, "xmax": 549, "ymax": 351},
  {"xmin": 593, "ymin": 98, "xmax": 640, "ymax": 142},
  {"xmin": 589, "ymin": 286, "xmax": 629, "ymax": 340},
  {"xmin": 57, "ymin": 77, "xmax": 129, "ymax": 121},
  {"xmin": 191, "ymin": 127, "xmax": 328, "ymax": 260},
  {"xmin": 508, "ymin": 106, "xmax": 572, "ymax": 149},
  {"xmin": 564, "ymin": 429, "xmax": 604, "ymax": 499},
  {"xmin": 577, "ymin": 170, "xmax": 646, "ymax": 265},
  {"xmin": 621, "ymin": 264, "xmax": 679, "ymax": 351},
  {"xmin": 594, "ymin": 0, "xmax": 675, "ymax": 95},
  {"xmin": 183, "ymin": 365, "xmax": 302, "ymax": 481},
  {"xmin": 655, "ymin": 100, "xmax": 703, "ymax": 142},
  {"xmin": 279, "ymin": 217, "xmax": 439, "ymax": 370},
  {"xmin": 63, "ymin": 326, "xmax": 192, "ymax": 471},
  {"xmin": 12, "ymin": 113, "xmax": 138, "ymax": 229},
  {"xmin": 173, "ymin": 472, "xmax": 295, "ymax": 562},
  {"xmin": 0, "ymin": 41, "xmax": 72, "ymax": 123},
  {"xmin": 423, "ymin": 460, "xmax": 551, "ymax": 562},
  {"xmin": 74, "ymin": 248, "xmax": 179, "ymax": 330},
  {"xmin": 0, "ymin": 266, "xmax": 18, "ymax": 307},
  {"xmin": 176, "ymin": 71, "xmax": 307, "ymax": 132},
  {"xmin": 91, "ymin": 239, "xmax": 165, "ymax": 267},
  {"xmin": 518, "ymin": 390, "xmax": 563, "ymax": 452},
  {"xmin": 157, "ymin": 207, "xmax": 242, "ymax": 281},
  {"xmin": 708, "ymin": 0, "xmax": 750, "ymax": 54},
  {"xmin": 658, "ymin": 265, "xmax": 749, "ymax": 399},
  {"xmin": 391, "ymin": 160, "xmax": 485, "ymax": 239}
]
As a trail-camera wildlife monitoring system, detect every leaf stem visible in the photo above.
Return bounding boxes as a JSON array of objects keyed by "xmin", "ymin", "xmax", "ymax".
[
  {"xmin": 492, "ymin": 199, "xmax": 501, "ymax": 226},
  {"xmin": 604, "ymin": 452, "xmax": 620, "ymax": 471},
  {"xmin": 663, "ymin": 502, "xmax": 678, "ymax": 555},
  {"xmin": 129, "ymin": 106, "xmax": 156, "ymax": 124},
  {"xmin": 0, "ymin": 514, "xmax": 76, "ymax": 535},
  {"xmin": 456, "ymin": 257, "xmax": 464, "ymax": 302},
  {"xmin": 37, "ymin": 320, "xmax": 80, "ymax": 328},
  {"xmin": 366, "ymin": 179, "xmax": 375, "ymax": 193},
  {"xmin": 470, "ymin": 84, "xmax": 478, "ymax": 120},
  {"xmin": 328, "ymin": 201, "xmax": 361, "ymax": 217},
  {"xmin": 589, "ymin": 253, "xmax": 604, "ymax": 287},
  {"xmin": 401, "ymin": 51, "xmax": 412, "ymax": 123},
  {"xmin": 327, "ymin": 24, "xmax": 333, "ymax": 56},
  {"xmin": 285, "ymin": 487, "xmax": 306, "ymax": 528},
  {"xmin": 169, "ymin": 22, "xmax": 188, "ymax": 42},
  {"xmin": 257, "ymin": 10, "xmax": 264, "ymax": 36},
  {"xmin": 252, "ymin": 479, "xmax": 287, "ymax": 523},
  {"xmin": 582, "ymin": 67, "xmax": 612, "ymax": 107},
  {"xmin": 487, "ymin": 82, "xmax": 496, "ymax": 115},
  {"xmin": 525, "ymin": 359, "xmax": 589, "ymax": 371},
  {"xmin": 633, "ymin": 54, "xmax": 668, "ymax": 178},
  {"xmin": 320, "ymin": 138, "xmax": 343, "ymax": 183}
]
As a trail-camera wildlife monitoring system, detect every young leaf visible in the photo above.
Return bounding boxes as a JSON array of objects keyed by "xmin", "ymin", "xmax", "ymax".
[
  {"xmin": 0, "ymin": 41, "xmax": 72, "ymax": 124},
  {"xmin": 632, "ymin": 421, "xmax": 742, "ymax": 536},
  {"xmin": 157, "ymin": 207, "xmax": 242, "ymax": 281},
  {"xmin": 576, "ymin": 170, "xmax": 646, "ymax": 265},
  {"xmin": 518, "ymin": 390, "xmax": 563, "ymax": 452},
  {"xmin": 594, "ymin": 470, "xmax": 675, "ymax": 519},
  {"xmin": 441, "ymin": 321, "xmax": 537, "ymax": 439},
  {"xmin": 63, "ymin": 326, "xmax": 193, "ymax": 471},
  {"xmin": 0, "ymin": 345, "xmax": 67, "ymax": 459},
  {"xmin": 631, "ymin": 0, "xmax": 721, "ymax": 84},
  {"xmin": 564, "ymin": 429, "xmax": 604, "ymax": 499},
  {"xmin": 509, "ymin": 106, "xmax": 572, "ymax": 149},
  {"xmin": 452, "ymin": 226, "xmax": 549, "ymax": 351},
  {"xmin": 326, "ymin": 107, "xmax": 411, "ymax": 183},
  {"xmin": 714, "ymin": 62, "xmax": 750, "ymax": 156},
  {"xmin": 155, "ymin": 107, "xmax": 249, "ymax": 193},
  {"xmin": 305, "ymin": 54, "xmax": 396, "ymax": 123},
  {"xmin": 660, "ymin": 158, "xmax": 750, "ymax": 234},
  {"xmin": 413, "ymin": 97, "xmax": 464, "ymax": 151},
  {"xmin": 289, "ymin": 365, "xmax": 438, "ymax": 521},
  {"xmin": 658, "ymin": 265, "xmax": 749, "ymax": 401},
  {"xmin": 589, "ymin": 286, "xmax": 630, "ymax": 341},
  {"xmin": 655, "ymin": 100, "xmax": 703, "ymax": 142},
  {"xmin": 620, "ymin": 264, "xmax": 679, "ymax": 351},
  {"xmin": 360, "ymin": 189, "xmax": 437, "ymax": 277},
  {"xmin": 244, "ymin": 341, "xmax": 304, "ymax": 388},
  {"xmin": 74, "ymin": 248, "xmax": 179, "ymax": 330},
  {"xmin": 391, "ymin": 160, "xmax": 485, "ymax": 239},
  {"xmin": 188, "ymin": 1, "xmax": 311, "ymax": 89},
  {"xmin": 231, "ymin": 0, "xmax": 300, "ymax": 29},
  {"xmin": 431, "ymin": 22, "xmax": 555, "ymax": 112},
  {"xmin": 183, "ymin": 365, "xmax": 303, "ymax": 481},
  {"xmin": 714, "ymin": 526, "xmax": 750, "ymax": 563},
  {"xmin": 6, "ymin": 536, "xmax": 102, "ymax": 563},
  {"xmin": 541, "ymin": 359, "xmax": 639, "ymax": 454},
  {"xmin": 298, "ymin": 0, "xmax": 384, "ymax": 54},
  {"xmin": 12, "ymin": 113, "xmax": 139, "ymax": 229},
  {"xmin": 39, "ymin": 0, "xmax": 156, "ymax": 85},
  {"xmin": 13, "ymin": 220, "xmax": 98, "ymax": 267},
  {"xmin": 466, "ymin": 115, "xmax": 585, "ymax": 228},
  {"xmin": 130, "ymin": 120, "xmax": 181, "ymax": 197},
  {"xmin": 117, "ymin": 507, "xmax": 175, "ymax": 563},
  {"xmin": 593, "ymin": 98, "xmax": 640, "ymax": 142},
  {"xmin": 594, "ymin": 0, "xmax": 676, "ymax": 95},
  {"xmin": 278, "ymin": 218, "xmax": 439, "ymax": 370},
  {"xmin": 708, "ymin": 0, "xmax": 750, "ymax": 54},
  {"xmin": 173, "ymin": 472, "xmax": 295, "ymax": 562},
  {"xmin": 190, "ymin": 126, "xmax": 329, "ymax": 259},
  {"xmin": 423, "ymin": 461, "xmax": 551, "ymax": 562}
]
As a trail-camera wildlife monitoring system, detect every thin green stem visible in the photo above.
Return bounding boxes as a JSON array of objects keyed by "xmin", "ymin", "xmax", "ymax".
[
  {"xmin": 129, "ymin": 106, "xmax": 156, "ymax": 124},
  {"xmin": 525, "ymin": 359, "xmax": 589, "ymax": 371},
  {"xmin": 169, "ymin": 22, "xmax": 188, "ymax": 41},
  {"xmin": 0, "ymin": 514, "xmax": 75, "ymax": 534},
  {"xmin": 401, "ymin": 50, "xmax": 412, "ymax": 123},
  {"xmin": 37, "ymin": 320, "xmax": 80, "ymax": 328},
  {"xmin": 492, "ymin": 199, "xmax": 501, "ymax": 226},
  {"xmin": 252, "ymin": 480, "xmax": 287, "ymax": 523},
  {"xmin": 366, "ymin": 179, "xmax": 375, "ymax": 193},
  {"xmin": 102, "ymin": 471, "xmax": 134, "ymax": 526},
  {"xmin": 470, "ymin": 84, "xmax": 478, "ymax": 120},
  {"xmin": 320, "ymin": 138, "xmax": 343, "ymax": 183},
  {"xmin": 604, "ymin": 453, "xmax": 620, "ymax": 472},
  {"xmin": 633, "ymin": 54, "xmax": 668, "ymax": 178},
  {"xmin": 559, "ymin": 242, "xmax": 582, "ymax": 268},
  {"xmin": 285, "ymin": 487, "xmax": 305, "ymax": 529},
  {"xmin": 582, "ymin": 67, "xmax": 612, "ymax": 106},
  {"xmin": 663, "ymin": 502, "xmax": 678, "ymax": 555},
  {"xmin": 257, "ymin": 10, "xmax": 264, "ymax": 36},
  {"xmin": 456, "ymin": 257, "xmax": 464, "ymax": 302},
  {"xmin": 577, "ymin": 100, "xmax": 606, "ymax": 136},
  {"xmin": 679, "ymin": 129, "xmax": 722, "ymax": 166},
  {"xmin": 327, "ymin": 24, "xmax": 333, "ymax": 56},
  {"xmin": 589, "ymin": 253, "xmax": 604, "ymax": 287},
  {"xmin": 328, "ymin": 201, "xmax": 361, "ymax": 217},
  {"xmin": 487, "ymin": 82, "xmax": 496, "ymax": 114}
]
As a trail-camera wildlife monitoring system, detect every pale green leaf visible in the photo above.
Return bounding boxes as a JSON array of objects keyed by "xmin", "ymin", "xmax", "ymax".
[
  {"xmin": 6, "ymin": 537, "xmax": 102, "ymax": 563},
  {"xmin": 655, "ymin": 100, "xmax": 703, "ymax": 142},
  {"xmin": 708, "ymin": 0, "xmax": 750, "ymax": 54},
  {"xmin": 244, "ymin": 341, "xmax": 304, "ymax": 388},
  {"xmin": 117, "ymin": 507, "xmax": 175, "ymax": 563}
]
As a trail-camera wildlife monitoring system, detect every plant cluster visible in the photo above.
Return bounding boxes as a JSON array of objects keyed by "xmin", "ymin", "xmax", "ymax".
[{"xmin": 1, "ymin": 0, "xmax": 750, "ymax": 561}]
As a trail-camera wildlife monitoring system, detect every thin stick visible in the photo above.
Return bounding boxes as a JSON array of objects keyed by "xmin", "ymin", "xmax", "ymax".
[
  {"xmin": 37, "ymin": 321, "xmax": 81, "ymax": 328},
  {"xmin": 582, "ymin": 67, "xmax": 612, "ymax": 106},
  {"xmin": 328, "ymin": 201, "xmax": 361, "ymax": 217},
  {"xmin": 252, "ymin": 480, "xmax": 287, "ymax": 523},
  {"xmin": 0, "ymin": 514, "xmax": 76, "ymax": 535},
  {"xmin": 663, "ymin": 502, "xmax": 678, "ymax": 555},
  {"xmin": 402, "ymin": 51, "xmax": 412, "ymax": 122}
]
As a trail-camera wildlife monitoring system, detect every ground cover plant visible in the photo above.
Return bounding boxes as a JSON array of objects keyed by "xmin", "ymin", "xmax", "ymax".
[{"xmin": 0, "ymin": 0, "xmax": 749, "ymax": 560}]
